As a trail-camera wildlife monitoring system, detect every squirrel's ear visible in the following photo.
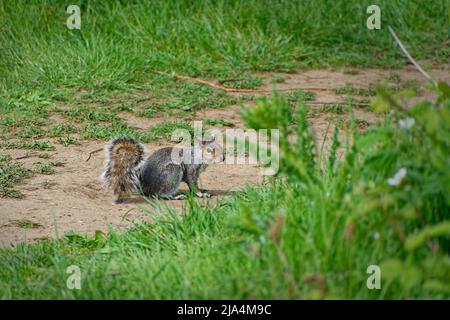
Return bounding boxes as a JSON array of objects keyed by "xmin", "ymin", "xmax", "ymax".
[{"xmin": 211, "ymin": 134, "xmax": 216, "ymax": 142}]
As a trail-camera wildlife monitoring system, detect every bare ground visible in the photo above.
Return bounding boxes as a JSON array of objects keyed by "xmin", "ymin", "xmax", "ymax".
[{"xmin": 1, "ymin": 63, "xmax": 449, "ymax": 247}]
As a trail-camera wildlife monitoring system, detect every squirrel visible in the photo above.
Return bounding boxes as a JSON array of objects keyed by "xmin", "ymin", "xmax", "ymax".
[{"xmin": 101, "ymin": 136, "xmax": 224, "ymax": 203}]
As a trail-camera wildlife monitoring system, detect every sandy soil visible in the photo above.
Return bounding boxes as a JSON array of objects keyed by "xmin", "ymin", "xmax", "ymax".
[{"xmin": 1, "ymin": 64, "xmax": 449, "ymax": 247}]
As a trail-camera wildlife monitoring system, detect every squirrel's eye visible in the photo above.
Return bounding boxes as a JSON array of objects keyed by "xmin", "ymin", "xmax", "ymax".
[{"xmin": 206, "ymin": 147, "xmax": 213, "ymax": 153}]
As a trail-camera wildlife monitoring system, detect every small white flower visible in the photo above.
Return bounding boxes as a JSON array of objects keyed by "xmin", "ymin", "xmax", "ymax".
[
  {"xmin": 398, "ymin": 117, "xmax": 415, "ymax": 129},
  {"xmin": 372, "ymin": 232, "xmax": 380, "ymax": 240},
  {"xmin": 387, "ymin": 167, "xmax": 407, "ymax": 186}
]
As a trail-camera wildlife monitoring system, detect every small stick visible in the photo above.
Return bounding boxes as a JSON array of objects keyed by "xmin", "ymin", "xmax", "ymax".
[
  {"xmin": 86, "ymin": 148, "xmax": 103, "ymax": 162},
  {"xmin": 388, "ymin": 26, "xmax": 436, "ymax": 85},
  {"xmin": 121, "ymin": 208, "xmax": 135, "ymax": 222}
]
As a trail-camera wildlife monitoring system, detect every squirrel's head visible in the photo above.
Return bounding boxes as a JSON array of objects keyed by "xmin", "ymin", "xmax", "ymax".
[{"xmin": 195, "ymin": 135, "xmax": 224, "ymax": 164}]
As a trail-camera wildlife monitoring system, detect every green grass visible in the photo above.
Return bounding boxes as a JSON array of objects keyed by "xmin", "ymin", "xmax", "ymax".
[
  {"xmin": 220, "ymin": 76, "xmax": 263, "ymax": 89},
  {"xmin": 0, "ymin": 141, "xmax": 55, "ymax": 151},
  {"xmin": 47, "ymin": 124, "xmax": 76, "ymax": 138},
  {"xmin": 320, "ymin": 103, "xmax": 347, "ymax": 114},
  {"xmin": 0, "ymin": 155, "xmax": 31, "ymax": 198},
  {"xmin": 82, "ymin": 122, "xmax": 150, "ymax": 142},
  {"xmin": 15, "ymin": 219, "xmax": 42, "ymax": 229},
  {"xmin": 335, "ymin": 86, "xmax": 376, "ymax": 97},
  {"xmin": 0, "ymin": 0, "xmax": 449, "ymax": 300},
  {"xmin": 0, "ymin": 153, "xmax": 62, "ymax": 198},
  {"xmin": 32, "ymin": 163, "xmax": 55, "ymax": 175},
  {"xmin": 334, "ymin": 82, "xmax": 422, "ymax": 98},
  {"xmin": 271, "ymin": 75, "xmax": 286, "ymax": 84},
  {"xmin": 62, "ymin": 106, "xmax": 121, "ymax": 123},
  {"xmin": 1, "ymin": 87, "xmax": 449, "ymax": 299},
  {"xmin": 38, "ymin": 152, "xmax": 50, "ymax": 159},
  {"xmin": 284, "ymin": 90, "xmax": 316, "ymax": 104},
  {"xmin": 32, "ymin": 161, "xmax": 63, "ymax": 175}
]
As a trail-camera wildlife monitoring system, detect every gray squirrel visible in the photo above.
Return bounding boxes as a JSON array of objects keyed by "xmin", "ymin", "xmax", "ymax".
[{"xmin": 101, "ymin": 136, "xmax": 224, "ymax": 203}]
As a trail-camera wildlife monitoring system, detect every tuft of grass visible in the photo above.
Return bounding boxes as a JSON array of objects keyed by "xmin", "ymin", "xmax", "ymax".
[
  {"xmin": 147, "ymin": 121, "xmax": 194, "ymax": 142},
  {"xmin": 284, "ymin": 90, "xmax": 316, "ymax": 105},
  {"xmin": 335, "ymin": 86, "xmax": 376, "ymax": 97},
  {"xmin": 31, "ymin": 160, "xmax": 63, "ymax": 175},
  {"xmin": 16, "ymin": 126, "xmax": 46, "ymax": 139},
  {"xmin": 343, "ymin": 69, "xmax": 360, "ymax": 75},
  {"xmin": 58, "ymin": 136, "xmax": 79, "ymax": 147},
  {"xmin": 1, "ymin": 0, "xmax": 448, "ymax": 99},
  {"xmin": 0, "ymin": 141, "xmax": 54, "ymax": 151},
  {"xmin": 49, "ymin": 161, "xmax": 64, "ymax": 167},
  {"xmin": 221, "ymin": 76, "xmax": 263, "ymax": 89},
  {"xmin": 32, "ymin": 163, "xmax": 55, "ymax": 175},
  {"xmin": 116, "ymin": 103, "xmax": 134, "ymax": 112},
  {"xmin": 135, "ymin": 105, "xmax": 158, "ymax": 118},
  {"xmin": 320, "ymin": 103, "xmax": 346, "ymax": 114},
  {"xmin": 62, "ymin": 106, "xmax": 120, "ymax": 123},
  {"xmin": 48, "ymin": 124, "xmax": 76, "ymax": 137},
  {"xmin": 14, "ymin": 219, "xmax": 42, "ymax": 229}
]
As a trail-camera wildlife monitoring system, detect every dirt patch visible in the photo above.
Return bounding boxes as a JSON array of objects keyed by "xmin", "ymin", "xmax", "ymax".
[{"xmin": 1, "ymin": 65, "xmax": 449, "ymax": 247}]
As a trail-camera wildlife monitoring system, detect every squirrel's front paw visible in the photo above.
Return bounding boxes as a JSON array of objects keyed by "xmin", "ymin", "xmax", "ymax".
[{"xmin": 196, "ymin": 191, "xmax": 211, "ymax": 198}]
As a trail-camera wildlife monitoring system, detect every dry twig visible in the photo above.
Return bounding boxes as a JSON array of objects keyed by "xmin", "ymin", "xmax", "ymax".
[
  {"xmin": 86, "ymin": 148, "xmax": 103, "ymax": 162},
  {"xmin": 153, "ymin": 71, "xmax": 331, "ymax": 93}
]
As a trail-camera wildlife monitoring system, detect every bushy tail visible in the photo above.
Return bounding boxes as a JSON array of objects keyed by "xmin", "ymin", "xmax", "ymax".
[{"xmin": 101, "ymin": 137, "xmax": 145, "ymax": 203}]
